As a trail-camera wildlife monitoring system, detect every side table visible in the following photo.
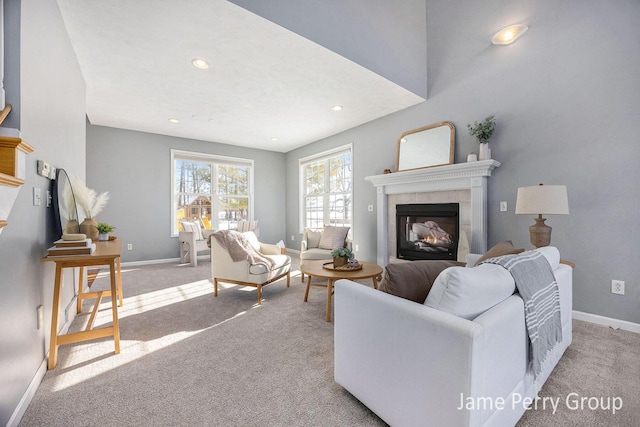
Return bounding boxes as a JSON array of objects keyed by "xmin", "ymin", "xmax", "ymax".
[
  {"xmin": 41, "ymin": 239, "xmax": 123, "ymax": 369},
  {"xmin": 301, "ymin": 260, "xmax": 383, "ymax": 322}
]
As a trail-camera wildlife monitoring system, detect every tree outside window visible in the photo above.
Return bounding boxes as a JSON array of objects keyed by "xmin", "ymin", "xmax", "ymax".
[
  {"xmin": 172, "ymin": 150, "xmax": 253, "ymax": 235},
  {"xmin": 300, "ymin": 145, "xmax": 352, "ymax": 232}
]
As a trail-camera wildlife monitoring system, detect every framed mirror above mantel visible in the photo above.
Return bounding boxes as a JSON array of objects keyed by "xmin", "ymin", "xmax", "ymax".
[{"xmin": 396, "ymin": 121, "xmax": 455, "ymax": 172}]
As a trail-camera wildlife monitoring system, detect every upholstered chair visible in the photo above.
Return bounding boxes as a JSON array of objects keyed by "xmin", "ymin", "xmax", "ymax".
[
  {"xmin": 179, "ymin": 219, "xmax": 215, "ymax": 266},
  {"xmin": 300, "ymin": 226, "xmax": 351, "ymax": 281},
  {"xmin": 210, "ymin": 230, "xmax": 291, "ymax": 304}
]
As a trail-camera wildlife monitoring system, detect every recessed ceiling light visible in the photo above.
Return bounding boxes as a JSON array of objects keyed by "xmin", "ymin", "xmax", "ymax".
[
  {"xmin": 271, "ymin": 137, "xmax": 279, "ymax": 142},
  {"xmin": 168, "ymin": 118, "xmax": 180, "ymax": 124},
  {"xmin": 192, "ymin": 58, "xmax": 209, "ymax": 69},
  {"xmin": 492, "ymin": 24, "xmax": 528, "ymax": 46},
  {"xmin": 331, "ymin": 105, "xmax": 343, "ymax": 111}
]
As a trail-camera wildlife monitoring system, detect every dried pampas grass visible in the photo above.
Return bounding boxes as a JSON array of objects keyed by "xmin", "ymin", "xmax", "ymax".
[{"xmin": 70, "ymin": 175, "xmax": 110, "ymax": 218}]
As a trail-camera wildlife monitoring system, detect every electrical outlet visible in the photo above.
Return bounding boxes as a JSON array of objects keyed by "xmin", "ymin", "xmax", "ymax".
[
  {"xmin": 500, "ymin": 201, "xmax": 507, "ymax": 212},
  {"xmin": 355, "ymin": 244, "xmax": 359, "ymax": 252},
  {"xmin": 291, "ymin": 235, "xmax": 295, "ymax": 241},
  {"xmin": 127, "ymin": 243, "xmax": 133, "ymax": 250},
  {"xmin": 611, "ymin": 280, "xmax": 625, "ymax": 295}
]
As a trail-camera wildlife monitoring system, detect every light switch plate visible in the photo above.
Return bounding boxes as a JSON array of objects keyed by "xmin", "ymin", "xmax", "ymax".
[
  {"xmin": 500, "ymin": 201, "xmax": 507, "ymax": 212},
  {"xmin": 33, "ymin": 187, "xmax": 42, "ymax": 206}
]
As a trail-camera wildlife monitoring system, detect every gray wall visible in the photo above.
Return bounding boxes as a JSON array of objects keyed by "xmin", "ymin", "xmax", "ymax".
[
  {"xmin": 86, "ymin": 124, "xmax": 287, "ymax": 263},
  {"xmin": 0, "ymin": 0, "xmax": 86, "ymax": 424},
  {"xmin": 285, "ymin": 0, "xmax": 640, "ymax": 324}
]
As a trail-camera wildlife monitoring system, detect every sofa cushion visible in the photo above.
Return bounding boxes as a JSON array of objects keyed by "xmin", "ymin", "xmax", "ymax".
[
  {"xmin": 474, "ymin": 240, "xmax": 524, "ymax": 266},
  {"xmin": 378, "ymin": 260, "xmax": 464, "ymax": 303},
  {"xmin": 305, "ymin": 229, "xmax": 323, "ymax": 249},
  {"xmin": 424, "ymin": 263, "xmax": 516, "ymax": 320},
  {"xmin": 318, "ymin": 226, "xmax": 350, "ymax": 250}
]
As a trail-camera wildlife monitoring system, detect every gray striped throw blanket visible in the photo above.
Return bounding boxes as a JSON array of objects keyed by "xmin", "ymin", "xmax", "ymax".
[{"xmin": 481, "ymin": 250, "xmax": 562, "ymax": 378}]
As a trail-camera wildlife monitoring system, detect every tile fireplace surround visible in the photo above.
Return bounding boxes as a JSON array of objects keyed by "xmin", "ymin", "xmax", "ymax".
[{"xmin": 365, "ymin": 159, "xmax": 500, "ymax": 266}]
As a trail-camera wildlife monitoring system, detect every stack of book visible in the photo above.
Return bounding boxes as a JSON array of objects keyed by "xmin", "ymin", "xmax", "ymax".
[{"xmin": 47, "ymin": 237, "xmax": 96, "ymax": 257}]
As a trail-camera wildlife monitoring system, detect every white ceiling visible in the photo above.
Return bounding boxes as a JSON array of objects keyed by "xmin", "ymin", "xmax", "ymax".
[{"xmin": 56, "ymin": 0, "xmax": 425, "ymax": 153}]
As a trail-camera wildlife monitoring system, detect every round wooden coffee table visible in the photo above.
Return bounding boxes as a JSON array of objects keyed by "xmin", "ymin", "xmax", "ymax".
[{"xmin": 301, "ymin": 259, "xmax": 383, "ymax": 322}]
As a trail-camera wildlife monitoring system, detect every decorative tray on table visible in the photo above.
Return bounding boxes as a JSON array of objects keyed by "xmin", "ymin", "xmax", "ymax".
[{"xmin": 322, "ymin": 261, "xmax": 363, "ymax": 271}]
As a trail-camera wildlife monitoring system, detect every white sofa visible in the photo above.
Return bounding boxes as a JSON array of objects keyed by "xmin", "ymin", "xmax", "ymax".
[{"xmin": 334, "ymin": 247, "xmax": 572, "ymax": 427}]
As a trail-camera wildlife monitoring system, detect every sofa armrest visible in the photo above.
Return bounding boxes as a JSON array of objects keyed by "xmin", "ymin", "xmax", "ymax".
[{"xmin": 334, "ymin": 280, "xmax": 484, "ymax": 427}]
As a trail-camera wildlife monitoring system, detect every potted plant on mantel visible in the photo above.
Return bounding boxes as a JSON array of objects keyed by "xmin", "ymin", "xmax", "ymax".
[
  {"xmin": 467, "ymin": 114, "xmax": 496, "ymax": 160},
  {"xmin": 96, "ymin": 222, "xmax": 116, "ymax": 241},
  {"xmin": 331, "ymin": 246, "xmax": 354, "ymax": 268}
]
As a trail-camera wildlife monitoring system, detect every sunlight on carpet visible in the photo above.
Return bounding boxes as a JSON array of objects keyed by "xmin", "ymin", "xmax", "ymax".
[{"xmin": 50, "ymin": 278, "xmax": 254, "ymax": 393}]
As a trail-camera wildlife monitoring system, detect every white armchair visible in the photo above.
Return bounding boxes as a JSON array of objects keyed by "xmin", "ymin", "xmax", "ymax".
[
  {"xmin": 179, "ymin": 220, "xmax": 215, "ymax": 266},
  {"xmin": 300, "ymin": 226, "xmax": 351, "ymax": 281},
  {"xmin": 210, "ymin": 230, "xmax": 291, "ymax": 304}
]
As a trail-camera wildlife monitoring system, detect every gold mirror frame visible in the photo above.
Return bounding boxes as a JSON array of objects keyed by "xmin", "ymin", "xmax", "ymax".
[{"xmin": 395, "ymin": 121, "xmax": 455, "ymax": 172}]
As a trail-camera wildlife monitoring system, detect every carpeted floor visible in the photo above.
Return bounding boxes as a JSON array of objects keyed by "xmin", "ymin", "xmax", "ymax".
[{"xmin": 19, "ymin": 256, "xmax": 640, "ymax": 426}]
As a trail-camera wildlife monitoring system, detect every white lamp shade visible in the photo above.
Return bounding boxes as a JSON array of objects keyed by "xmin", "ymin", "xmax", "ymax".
[{"xmin": 515, "ymin": 185, "xmax": 569, "ymax": 215}]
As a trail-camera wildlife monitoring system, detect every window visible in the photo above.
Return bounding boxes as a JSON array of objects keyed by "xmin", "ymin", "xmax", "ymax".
[
  {"xmin": 171, "ymin": 149, "xmax": 253, "ymax": 235},
  {"xmin": 300, "ymin": 144, "xmax": 352, "ymax": 232}
]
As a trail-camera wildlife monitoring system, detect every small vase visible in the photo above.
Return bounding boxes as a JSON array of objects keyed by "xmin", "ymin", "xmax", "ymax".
[
  {"xmin": 64, "ymin": 219, "xmax": 79, "ymax": 234},
  {"xmin": 80, "ymin": 218, "xmax": 99, "ymax": 241},
  {"xmin": 98, "ymin": 233, "xmax": 109, "ymax": 241},
  {"xmin": 478, "ymin": 144, "xmax": 491, "ymax": 160},
  {"xmin": 333, "ymin": 257, "xmax": 348, "ymax": 268}
]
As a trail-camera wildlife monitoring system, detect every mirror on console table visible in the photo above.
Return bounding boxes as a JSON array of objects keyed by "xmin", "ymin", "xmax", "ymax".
[
  {"xmin": 396, "ymin": 121, "xmax": 455, "ymax": 172},
  {"xmin": 52, "ymin": 168, "xmax": 82, "ymax": 237}
]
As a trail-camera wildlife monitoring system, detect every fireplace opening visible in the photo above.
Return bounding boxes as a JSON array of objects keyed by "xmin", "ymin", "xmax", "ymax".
[{"xmin": 396, "ymin": 203, "xmax": 459, "ymax": 261}]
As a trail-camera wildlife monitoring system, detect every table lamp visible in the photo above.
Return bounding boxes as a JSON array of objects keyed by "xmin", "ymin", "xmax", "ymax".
[{"xmin": 515, "ymin": 184, "xmax": 569, "ymax": 248}]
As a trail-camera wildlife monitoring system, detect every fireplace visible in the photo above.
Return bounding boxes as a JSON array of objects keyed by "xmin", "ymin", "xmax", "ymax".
[{"xmin": 396, "ymin": 203, "xmax": 459, "ymax": 261}]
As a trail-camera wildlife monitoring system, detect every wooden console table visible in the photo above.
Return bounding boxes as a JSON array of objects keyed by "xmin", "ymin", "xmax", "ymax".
[{"xmin": 41, "ymin": 238, "xmax": 123, "ymax": 369}]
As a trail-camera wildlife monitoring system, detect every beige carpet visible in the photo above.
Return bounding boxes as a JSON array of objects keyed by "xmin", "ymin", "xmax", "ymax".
[{"xmin": 20, "ymin": 256, "xmax": 640, "ymax": 426}]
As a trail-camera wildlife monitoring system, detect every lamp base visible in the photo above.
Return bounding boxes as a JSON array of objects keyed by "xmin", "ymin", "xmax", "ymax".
[{"xmin": 529, "ymin": 216, "xmax": 552, "ymax": 248}]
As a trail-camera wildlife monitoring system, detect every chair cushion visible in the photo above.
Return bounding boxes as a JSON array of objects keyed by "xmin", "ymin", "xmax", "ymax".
[
  {"xmin": 248, "ymin": 254, "xmax": 291, "ymax": 274},
  {"xmin": 242, "ymin": 231, "xmax": 261, "ymax": 252},
  {"xmin": 318, "ymin": 226, "xmax": 350, "ymax": 250},
  {"xmin": 300, "ymin": 247, "xmax": 333, "ymax": 260},
  {"xmin": 474, "ymin": 240, "xmax": 524, "ymax": 266},
  {"xmin": 305, "ymin": 229, "xmax": 323, "ymax": 249},
  {"xmin": 182, "ymin": 220, "xmax": 203, "ymax": 240},
  {"xmin": 424, "ymin": 263, "xmax": 516, "ymax": 320}
]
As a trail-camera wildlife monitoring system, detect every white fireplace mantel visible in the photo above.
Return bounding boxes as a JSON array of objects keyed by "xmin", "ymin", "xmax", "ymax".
[{"xmin": 365, "ymin": 159, "xmax": 500, "ymax": 266}]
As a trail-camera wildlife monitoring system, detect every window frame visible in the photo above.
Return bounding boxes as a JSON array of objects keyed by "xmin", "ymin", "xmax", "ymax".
[
  {"xmin": 298, "ymin": 143, "xmax": 353, "ymax": 234},
  {"xmin": 170, "ymin": 149, "xmax": 254, "ymax": 237}
]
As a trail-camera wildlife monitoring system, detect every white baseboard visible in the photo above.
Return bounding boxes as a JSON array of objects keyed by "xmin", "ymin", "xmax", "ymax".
[
  {"xmin": 573, "ymin": 310, "xmax": 640, "ymax": 334},
  {"xmin": 120, "ymin": 257, "xmax": 182, "ymax": 267},
  {"xmin": 7, "ymin": 358, "xmax": 47, "ymax": 427}
]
